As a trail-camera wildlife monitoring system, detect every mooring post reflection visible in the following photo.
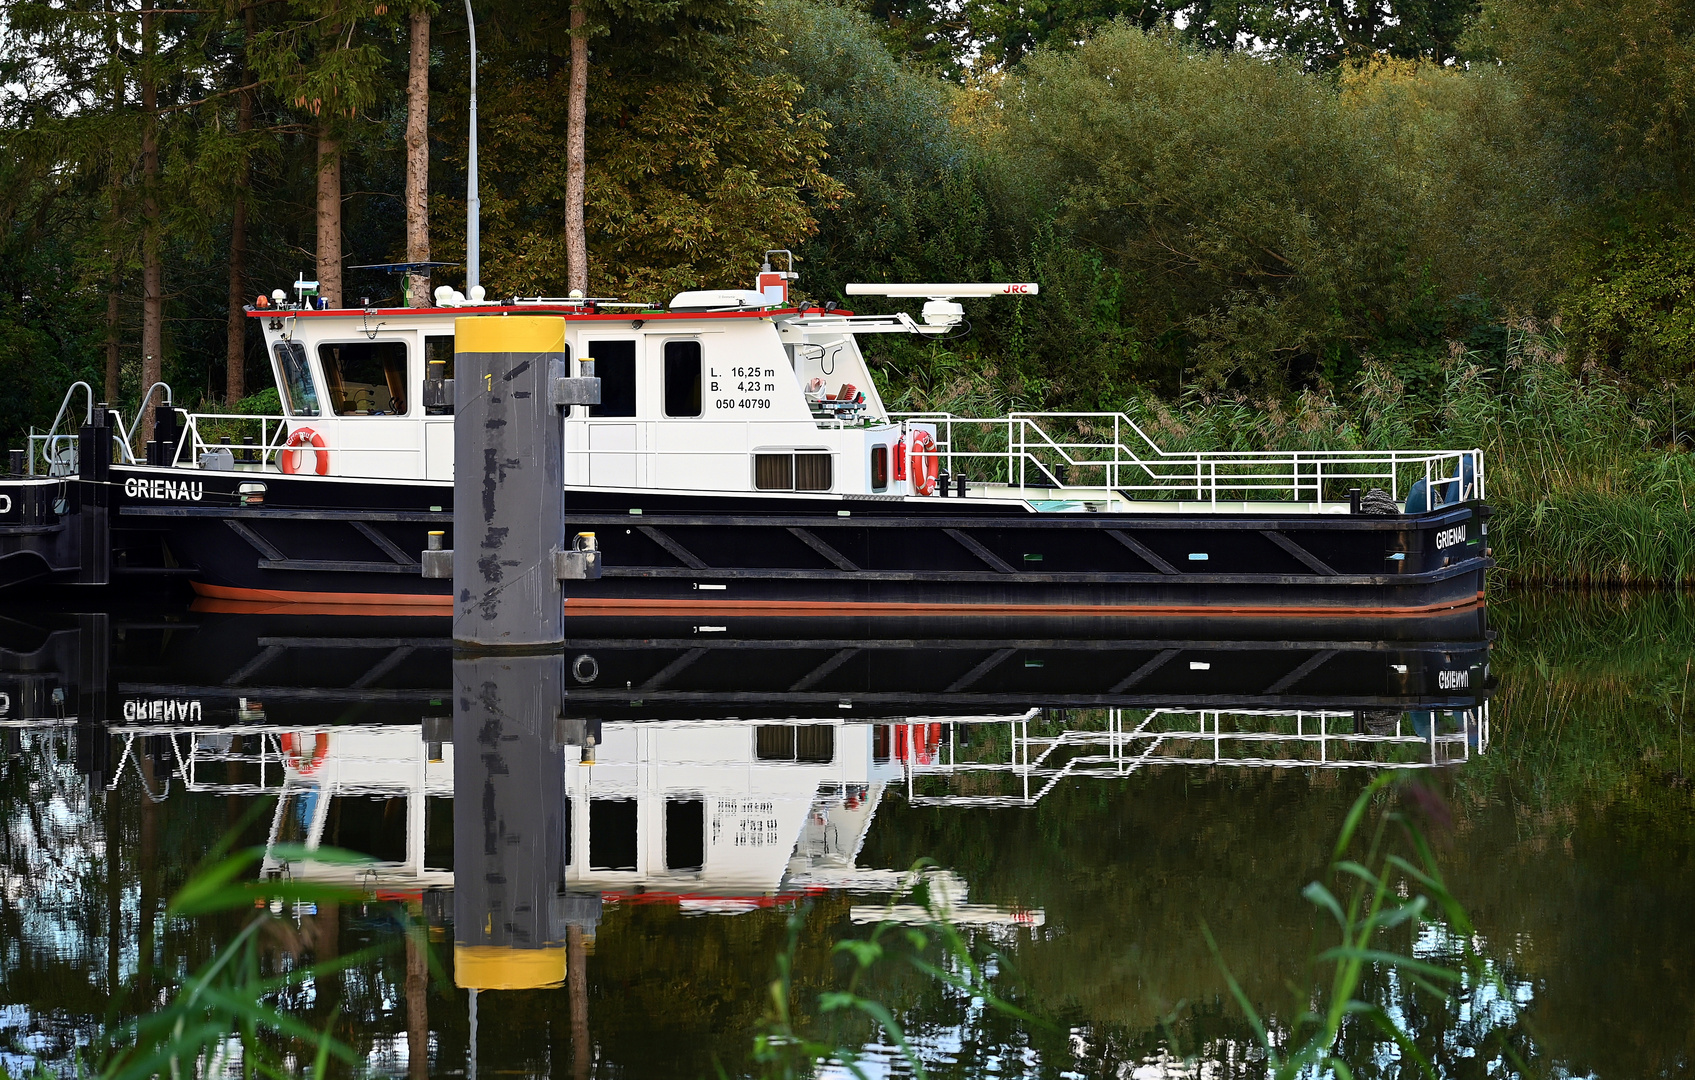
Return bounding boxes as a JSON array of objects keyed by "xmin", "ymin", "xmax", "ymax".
[
  {"xmin": 451, "ymin": 651, "xmax": 605, "ymax": 1076},
  {"xmin": 453, "ymin": 653, "xmax": 569, "ymax": 988}
]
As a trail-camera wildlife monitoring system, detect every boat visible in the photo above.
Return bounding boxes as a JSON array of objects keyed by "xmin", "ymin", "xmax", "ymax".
[{"xmin": 0, "ymin": 254, "xmax": 1491, "ymax": 614}]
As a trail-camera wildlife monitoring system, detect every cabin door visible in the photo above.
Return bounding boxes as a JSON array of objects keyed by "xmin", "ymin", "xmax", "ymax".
[{"xmin": 577, "ymin": 338, "xmax": 640, "ymax": 488}]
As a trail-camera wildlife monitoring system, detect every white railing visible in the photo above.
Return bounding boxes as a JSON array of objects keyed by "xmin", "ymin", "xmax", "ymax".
[
  {"xmin": 894, "ymin": 411, "xmax": 1484, "ymax": 508},
  {"xmin": 174, "ymin": 413, "xmax": 435, "ymax": 473},
  {"xmin": 105, "ymin": 726, "xmax": 289, "ymax": 797},
  {"xmin": 175, "ymin": 413, "xmax": 299, "ymax": 470},
  {"xmin": 24, "ymin": 383, "xmax": 142, "ymax": 475},
  {"xmin": 899, "ymin": 706, "xmax": 1487, "ymax": 807}
]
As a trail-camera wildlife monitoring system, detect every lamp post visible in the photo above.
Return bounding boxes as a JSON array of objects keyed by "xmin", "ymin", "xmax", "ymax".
[{"xmin": 465, "ymin": 0, "xmax": 480, "ymax": 292}]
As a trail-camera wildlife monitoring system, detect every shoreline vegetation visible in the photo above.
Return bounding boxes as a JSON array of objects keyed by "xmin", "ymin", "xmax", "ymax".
[
  {"xmin": 2, "ymin": 0, "xmax": 1691, "ymax": 587},
  {"xmin": 881, "ymin": 319, "xmax": 1695, "ymax": 587}
]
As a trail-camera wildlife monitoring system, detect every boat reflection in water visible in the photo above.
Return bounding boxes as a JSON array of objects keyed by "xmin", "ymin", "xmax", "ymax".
[{"xmin": 0, "ymin": 602, "xmax": 1492, "ymax": 1068}]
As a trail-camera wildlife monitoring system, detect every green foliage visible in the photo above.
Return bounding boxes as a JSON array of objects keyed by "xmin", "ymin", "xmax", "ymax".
[
  {"xmin": 752, "ymin": 865, "xmax": 1050, "ymax": 1078},
  {"xmin": 1207, "ymin": 773, "xmax": 1519, "ymax": 1078},
  {"xmin": 87, "ymin": 828, "xmax": 402, "ymax": 1080},
  {"xmin": 1564, "ymin": 213, "xmax": 1695, "ymax": 382},
  {"xmin": 757, "ymin": 778, "xmax": 1521, "ymax": 1077},
  {"xmin": 858, "ymin": 0, "xmax": 1482, "ymax": 77},
  {"xmin": 429, "ymin": 0, "xmax": 841, "ymax": 302},
  {"xmin": 1002, "ymin": 28, "xmax": 1539, "ymax": 392}
]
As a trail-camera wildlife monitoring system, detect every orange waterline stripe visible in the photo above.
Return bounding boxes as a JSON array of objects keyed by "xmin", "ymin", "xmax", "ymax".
[{"xmin": 191, "ymin": 581, "xmax": 1486, "ymax": 618}]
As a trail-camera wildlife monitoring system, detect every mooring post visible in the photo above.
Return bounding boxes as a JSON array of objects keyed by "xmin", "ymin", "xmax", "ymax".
[
  {"xmin": 422, "ymin": 316, "xmax": 600, "ymax": 647},
  {"xmin": 76, "ymin": 405, "xmax": 114, "ymax": 585}
]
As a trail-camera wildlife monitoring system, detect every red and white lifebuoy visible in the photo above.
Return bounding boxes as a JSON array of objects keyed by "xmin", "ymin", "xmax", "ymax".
[
  {"xmin": 279, "ymin": 426, "xmax": 330, "ymax": 476},
  {"xmin": 280, "ymin": 732, "xmax": 331, "ymax": 775},
  {"xmin": 904, "ymin": 429, "xmax": 941, "ymax": 496}
]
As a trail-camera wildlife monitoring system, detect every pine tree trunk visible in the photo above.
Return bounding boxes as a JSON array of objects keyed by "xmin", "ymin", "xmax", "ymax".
[
  {"xmin": 568, "ymin": 923, "xmax": 589, "ymax": 1080},
  {"xmin": 227, "ymin": 197, "xmax": 248, "ymax": 402},
  {"xmin": 565, "ymin": 0, "xmax": 588, "ymax": 295},
  {"xmin": 104, "ymin": 279, "xmax": 120, "ymax": 405},
  {"xmin": 226, "ymin": 3, "xmax": 255, "ymax": 403},
  {"xmin": 140, "ymin": 6, "xmax": 162, "ymax": 443},
  {"xmin": 405, "ymin": 8, "xmax": 431, "ymax": 306},
  {"xmin": 103, "ymin": 0, "xmax": 122, "ymax": 407},
  {"xmin": 405, "ymin": 927, "xmax": 429, "ymax": 1080},
  {"xmin": 316, "ymin": 124, "xmax": 343, "ymax": 309}
]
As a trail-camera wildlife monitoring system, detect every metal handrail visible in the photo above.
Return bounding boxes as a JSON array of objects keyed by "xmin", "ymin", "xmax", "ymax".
[
  {"xmin": 29, "ymin": 382, "xmax": 94, "ymax": 474},
  {"xmin": 893, "ymin": 410, "xmax": 1485, "ymax": 506},
  {"xmin": 128, "ymin": 381, "xmax": 174, "ymax": 456},
  {"xmin": 901, "ymin": 706, "xmax": 1487, "ymax": 807},
  {"xmin": 175, "ymin": 412, "xmax": 435, "ymax": 470}
]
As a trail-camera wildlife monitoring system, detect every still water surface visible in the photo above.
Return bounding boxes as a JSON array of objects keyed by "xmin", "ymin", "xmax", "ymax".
[{"xmin": 0, "ymin": 592, "xmax": 1690, "ymax": 1078}]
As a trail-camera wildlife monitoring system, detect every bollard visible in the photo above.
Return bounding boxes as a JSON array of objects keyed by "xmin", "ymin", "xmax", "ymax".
[
  {"xmin": 76, "ymin": 405, "xmax": 114, "ymax": 585},
  {"xmin": 432, "ymin": 316, "xmax": 601, "ymax": 648}
]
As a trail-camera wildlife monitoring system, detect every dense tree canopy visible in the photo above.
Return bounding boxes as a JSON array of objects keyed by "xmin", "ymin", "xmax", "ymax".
[{"xmin": 0, "ymin": 0, "xmax": 1692, "ymax": 448}]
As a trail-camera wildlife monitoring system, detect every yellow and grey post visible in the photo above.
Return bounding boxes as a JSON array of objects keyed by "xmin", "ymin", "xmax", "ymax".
[
  {"xmin": 452, "ymin": 654, "xmax": 568, "ymax": 992},
  {"xmin": 451, "ymin": 651, "xmax": 602, "ymax": 1079},
  {"xmin": 422, "ymin": 315, "xmax": 601, "ymax": 647}
]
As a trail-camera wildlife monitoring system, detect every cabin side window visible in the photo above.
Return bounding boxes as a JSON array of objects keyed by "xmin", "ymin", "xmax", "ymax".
[
  {"xmin": 754, "ymin": 725, "xmax": 836, "ymax": 763},
  {"xmin": 587, "ymin": 340, "xmax": 637, "ymax": 417},
  {"xmin": 663, "ymin": 340, "xmax": 702, "ymax": 417},
  {"xmin": 870, "ymin": 445, "xmax": 889, "ymax": 491},
  {"xmin": 424, "ymin": 335, "xmax": 454, "ymax": 380},
  {"xmin": 754, "ymin": 451, "xmax": 832, "ymax": 492},
  {"xmin": 318, "ymin": 340, "xmax": 411, "ymax": 416},
  {"xmin": 424, "ymin": 335, "xmax": 454, "ymax": 415},
  {"xmin": 272, "ymin": 342, "xmax": 320, "ymax": 417}
]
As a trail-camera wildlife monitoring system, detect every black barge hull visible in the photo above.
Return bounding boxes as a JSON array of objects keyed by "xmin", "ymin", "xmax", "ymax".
[{"xmin": 5, "ymin": 466, "xmax": 1491, "ymax": 614}]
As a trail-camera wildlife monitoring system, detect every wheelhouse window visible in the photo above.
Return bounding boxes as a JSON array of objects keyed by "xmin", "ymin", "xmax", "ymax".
[
  {"xmin": 588, "ymin": 339, "xmax": 637, "ymax": 417},
  {"xmin": 423, "ymin": 335, "xmax": 455, "ymax": 415},
  {"xmin": 663, "ymin": 340, "xmax": 702, "ymax": 417},
  {"xmin": 754, "ymin": 451, "xmax": 833, "ymax": 491},
  {"xmin": 319, "ymin": 340, "xmax": 410, "ymax": 416},
  {"xmin": 272, "ymin": 342, "xmax": 320, "ymax": 417},
  {"xmin": 871, "ymin": 445, "xmax": 889, "ymax": 491},
  {"xmin": 424, "ymin": 334, "xmax": 454, "ymax": 380}
]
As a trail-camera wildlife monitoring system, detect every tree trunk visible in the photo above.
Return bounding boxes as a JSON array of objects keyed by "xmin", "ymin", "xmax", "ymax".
[
  {"xmin": 406, "ymin": 8, "xmax": 431, "ymax": 306},
  {"xmin": 568, "ymin": 923, "xmax": 590, "ymax": 1080},
  {"xmin": 103, "ymin": 0, "xmax": 122, "ymax": 406},
  {"xmin": 405, "ymin": 925, "xmax": 429, "ymax": 1080},
  {"xmin": 316, "ymin": 124, "xmax": 343, "ymax": 308},
  {"xmin": 140, "ymin": 7, "xmax": 162, "ymax": 443},
  {"xmin": 565, "ymin": 0, "xmax": 588, "ymax": 295},
  {"xmin": 226, "ymin": 3, "xmax": 255, "ymax": 403},
  {"xmin": 105, "ymin": 275, "xmax": 121, "ymax": 406}
]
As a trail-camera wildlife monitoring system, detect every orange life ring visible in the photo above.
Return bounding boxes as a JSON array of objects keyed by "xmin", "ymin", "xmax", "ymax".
[
  {"xmin": 279, "ymin": 426, "xmax": 330, "ymax": 476},
  {"xmin": 281, "ymin": 731, "xmax": 331, "ymax": 774},
  {"xmin": 906, "ymin": 429, "xmax": 940, "ymax": 496}
]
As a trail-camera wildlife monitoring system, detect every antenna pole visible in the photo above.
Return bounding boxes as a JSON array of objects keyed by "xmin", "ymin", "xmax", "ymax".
[{"xmin": 464, "ymin": 0, "xmax": 480, "ymax": 291}]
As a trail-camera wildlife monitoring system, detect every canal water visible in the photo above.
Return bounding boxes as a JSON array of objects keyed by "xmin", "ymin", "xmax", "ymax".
[{"xmin": 0, "ymin": 590, "xmax": 1689, "ymax": 1078}]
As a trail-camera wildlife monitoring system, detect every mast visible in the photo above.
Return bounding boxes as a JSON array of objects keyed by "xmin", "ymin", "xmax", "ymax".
[{"xmin": 464, "ymin": 0, "xmax": 480, "ymax": 293}]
